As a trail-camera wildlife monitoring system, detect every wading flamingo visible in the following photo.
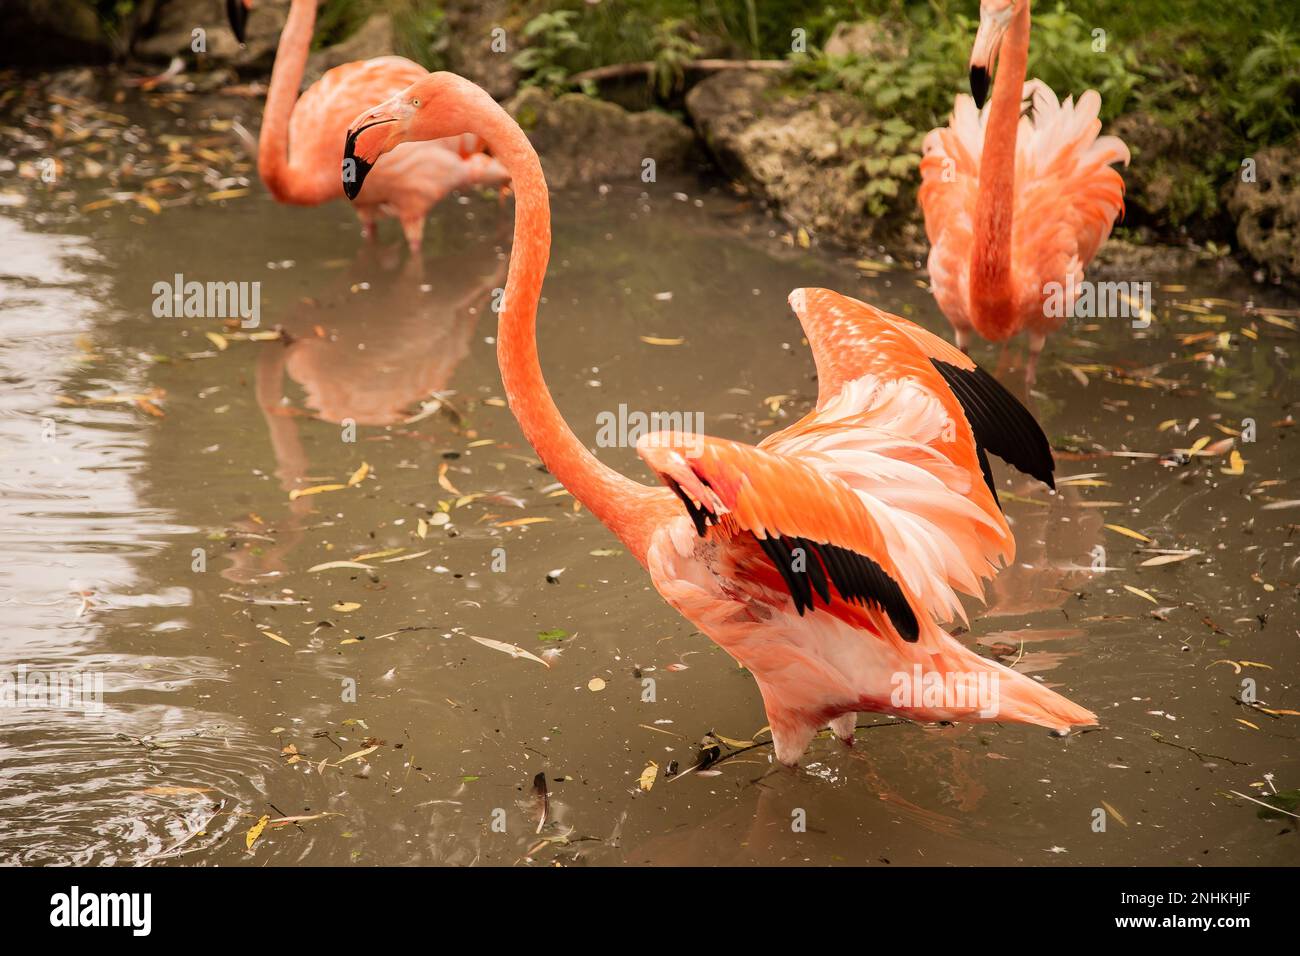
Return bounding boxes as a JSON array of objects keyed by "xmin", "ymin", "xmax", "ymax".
[
  {"xmin": 343, "ymin": 72, "xmax": 1096, "ymax": 765},
  {"xmin": 227, "ymin": 0, "xmax": 509, "ymax": 251},
  {"xmin": 919, "ymin": 0, "xmax": 1130, "ymax": 385}
]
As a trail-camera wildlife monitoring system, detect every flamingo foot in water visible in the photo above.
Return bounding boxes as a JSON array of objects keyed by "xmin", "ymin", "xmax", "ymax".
[
  {"xmin": 401, "ymin": 216, "xmax": 426, "ymax": 255},
  {"xmin": 829, "ymin": 713, "xmax": 856, "ymax": 748}
]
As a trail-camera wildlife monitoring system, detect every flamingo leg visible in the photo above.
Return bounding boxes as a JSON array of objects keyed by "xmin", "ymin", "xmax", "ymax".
[
  {"xmin": 1026, "ymin": 332, "xmax": 1046, "ymax": 388},
  {"xmin": 954, "ymin": 327, "xmax": 972, "ymax": 354},
  {"xmin": 357, "ymin": 209, "xmax": 378, "ymax": 242},
  {"xmin": 400, "ymin": 215, "xmax": 426, "ymax": 255}
]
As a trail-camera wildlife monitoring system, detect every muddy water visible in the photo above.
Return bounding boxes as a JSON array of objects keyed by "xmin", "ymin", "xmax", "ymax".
[{"xmin": 1, "ymin": 84, "xmax": 1297, "ymax": 867}]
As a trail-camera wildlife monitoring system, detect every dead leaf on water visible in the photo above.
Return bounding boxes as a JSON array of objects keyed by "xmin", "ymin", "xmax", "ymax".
[
  {"xmin": 332, "ymin": 602, "xmax": 361, "ymax": 613},
  {"xmin": 494, "ymin": 517, "xmax": 552, "ymax": 528},
  {"xmin": 204, "ymin": 331, "xmax": 228, "ymax": 351},
  {"xmin": 1106, "ymin": 524, "xmax": 1152, "ymax": 542},
  {"xmin": 1123, "ymin": 584, "xmax": 1158, "ymax": 604},
  {"xmin": 588, "ymin": 677, "xmax": 606, "ymax": 692},
  {"xmin": 640, "ymin": 336, "xmax": 684, "ymax": 346},
  {"xmin": 1101, "ymin": 800, "xmax": 1128, "ymax": 827},
  {"xmin": 346, "ymin": 461, "xmax": 369, "ymax": 486},
  {"xmin": 246, "ymin": 814, "xmax": 269, "ymax": 851},
  {"xmin": 289, "ymin": 483, "xmax": 345, "ymax": 501},
  {"xmin": 307, "ymin": 560, "xmax": 376, "ymax": 573},
  {"xmin": 470, "ymin": 635, "xmax": 549, "ymax": 667},
  {"xmin": 639, "ymin": 761, "xmax": 659, "ymax": 791}
]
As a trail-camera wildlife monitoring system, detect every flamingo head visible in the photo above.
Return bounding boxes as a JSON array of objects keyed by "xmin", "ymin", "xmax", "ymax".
[
  {"xmin": 343, "ymin": 73, "xmax": 484, "ymax": 200},
  {"xmin": 969, "ymin": 0, "xmax": 1016, "ymax": 108},
  {"xmin": 226, "ymin": 0, "xmax": 252, "ymax": 45}
]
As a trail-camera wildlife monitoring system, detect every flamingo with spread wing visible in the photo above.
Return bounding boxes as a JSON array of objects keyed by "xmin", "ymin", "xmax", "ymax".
[{"xmin": 342, "ymin": 71, "xmax": 1096, "ymax": 765}]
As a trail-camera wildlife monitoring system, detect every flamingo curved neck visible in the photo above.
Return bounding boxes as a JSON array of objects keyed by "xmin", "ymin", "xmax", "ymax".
[
  {"xmin": 258, "ymin": 0, "xmax": 319, "ymax": 203},
  {"xmin": 970, "ymin": 0, "xmax": 1031, "ymax": 327},
  {"xmin": 466, "ymin": 88, "xmax": 661, "ymax": 562}
]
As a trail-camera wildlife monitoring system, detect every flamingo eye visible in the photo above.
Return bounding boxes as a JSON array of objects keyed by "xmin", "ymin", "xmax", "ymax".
[{"xmin": 412, "ymin": 98, "xmax": 420, "ymax": 107}]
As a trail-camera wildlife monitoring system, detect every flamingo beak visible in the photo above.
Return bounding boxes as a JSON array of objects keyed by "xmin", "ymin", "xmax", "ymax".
[
  {"xmin": 343, "ymin": 107, "xmax": 400, "ymax": 200},
  {"xmin": 969, "ymin": 5, "xmax": 1012, "ymax": 108},
  {"xmin": 226, "ymin": 0, "xmax": 249, "ymax": 45}
]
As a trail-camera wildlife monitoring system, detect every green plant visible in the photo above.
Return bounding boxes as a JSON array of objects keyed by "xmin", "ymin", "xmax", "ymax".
[
  {"xmin": 513, "ymin": 10, "xmax": 590, "ymax": 94},
  {"xmin": 650, "ymin": 19, "xmax": 704, "ymax": 98},
  {"xmin": 1233, "ymin": 27, "xmax": 1300, "ymax": 140}
]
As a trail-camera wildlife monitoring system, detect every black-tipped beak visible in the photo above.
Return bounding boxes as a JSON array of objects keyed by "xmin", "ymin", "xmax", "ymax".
[
  {"xmin": 226, "ymin": 0, "xmax": 248, "ymax": 45},
  {"xmin": 342, "ymin": 118, "xmax": 394, "ymax": 200},
  {"xmin": 970, "ymin": 65, "xmax": 990, "ymax": 109}
]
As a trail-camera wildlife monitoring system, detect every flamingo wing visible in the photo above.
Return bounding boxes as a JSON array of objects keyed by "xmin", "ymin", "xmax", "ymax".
[
  {"xmin": 780, "ymin": 287, "xmax": 1054, "ymax": 493},
  {"xmin": 637, "ymin": 431, "xmax": 921, "ymax": 642}
]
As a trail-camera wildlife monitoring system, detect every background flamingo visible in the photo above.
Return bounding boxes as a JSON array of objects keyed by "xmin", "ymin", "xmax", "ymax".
[
  {"xmin": 228, "ymin": 0, "xmax": 509, "ymax": 251},
  {"xmin": 919, "ymin": 0, "xmax": 1130, "ymax": 384},
  {"xmin": 343, "ymin": 72, "xmax": 1096, "ymax": 766}
]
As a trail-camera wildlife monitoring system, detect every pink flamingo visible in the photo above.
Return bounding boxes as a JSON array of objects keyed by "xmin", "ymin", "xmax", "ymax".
[
  {"xmin": 919, "ymin": 0, "xmax": 1130, "ymax": 384},
  {"xmin": 227, "ymin": 0, "xmax": 509, "ymax": 251},
  {"xmin": 343, "ymin": 72, "xmax": 1096, "ymax": 765}
]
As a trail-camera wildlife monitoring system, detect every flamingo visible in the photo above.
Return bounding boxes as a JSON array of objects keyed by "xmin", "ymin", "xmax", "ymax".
[
  {"xmin": 342, "ymin": 72, "xmax": 1097, "ymax": 766},
  {"xmin": 226, "ymin": 0, "xmax": 509, "ymax": 251},
  {"xmin": 918, "ymin": 0, "xmax": 1130, "ymax": 385}
]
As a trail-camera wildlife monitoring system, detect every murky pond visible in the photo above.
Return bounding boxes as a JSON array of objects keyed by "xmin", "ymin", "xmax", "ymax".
[{"xmin": 1, "ymin": 77, "xmax": 1297, "ymax": 867}]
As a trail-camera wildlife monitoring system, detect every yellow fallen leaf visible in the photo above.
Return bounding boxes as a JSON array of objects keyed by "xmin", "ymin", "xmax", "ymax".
[
  {"xmin": 1101, "ymin": 800, "xmax": 1128, "ymax": 827},
  {"xmin": 640, "ymin": 336, "xmax": 684, "ymax": 346},
  {"xmin": 139, "ymin": 786, "xmax": 213, "ymax": 796},
  {"xmin": 1220, "ymin": 450, "xmax": 1244, "ymax": 476},
  {"xmin": 494, "ymin": 517, "xmax": 552, "ymax": 528},
  {"xmin": 352, "ymin": 547, "xmax": 403, "ymax": 562},
  {"xmin": 417, "ymin": 518, "xmax": 428, "ymax": 539},
  {"xmin": 205, "ymin": 331, "xmax": 228, "ymax": 351},
  {"xmin": 332, "ymin": 602, "xmax": 361, "ymax": 612},
  {"xmin": 588, "ymin": 677, "xmax": 606, "ymax": 692},
  {"xmin": 1123, "ymin": 584, "xmax": 1158, "ymax": 604},
  {"xmin": 1106, "ymin": 524, "xmax": 1152, "ymax": 543},
  {"xmin": 1235, "ymin": 719, "xmax": 1260, "ymax": 731},
  {"xmin": 1139, "ymin": 551, "xmax": 1199, "ymax": 567},
  {"xmin": 289, "ymin": 483, "xmax": 345, "ymax": 501},
  {"xmin": 307, "ymin": 560, "xmax": 376, "ymax": 572},
  {"xmin": 1186, "ymin": 436, "xmax": 1211, "ymax": 456},
  {"xmin": 246, "ymin": 814, "xmax": 269, "ymax": 851},
  {"xmin": 638, "ymin": 761, "xmax": 659, "ymax": 791},
  {"xmin": 437, "ymin": 462, "xmax": 461, "ymax": 495},
  {"xmin": 208, "ymin": 187, "xmax": 249, "ymax": 201},
  {"xmin": 347, "ymin": 461, "xmax": 369, "ymax": 486},
  {"xmin": 261, "ymin": 629, "xmax": 290, "ymax": 646},
  {"xmin": 796, "ymin": 227, "xmax": 810, "ymax": 249}
]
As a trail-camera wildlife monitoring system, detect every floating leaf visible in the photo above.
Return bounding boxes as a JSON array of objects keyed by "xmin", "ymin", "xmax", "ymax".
[
  {"xmin": 470, "ymin": 635, "xmax": 549, "ymax": 667},
  {"xmin": 1100, "ymin": 800, "xmax": 1128, "ymax": 827},
  {"xmin": 1139, "ymin": 551, "xmax": 1199, "ymax": 567},
  {"xmin": 307, "ymin": 560, "xmax": 376, "ymax": 573},
  {"xmin": 537, "ymin": 628, "xmax": 569, "ymax": 642},
  {"xmin": 1105, "ymin": 524, "xmax": 1152, "ymax": 543},
  {"xmin": 494, "ymin": 517, "xmax": 552, "ymax": 528},
  {"xmin": 347, "ymin": 461, "xmax": 369, "ymax": 486},
  {"xmin": 1123, "ymin": 584, "xmax": 1158, "ymax": 604},
  {"xmin": 205, "ymin": 331, "xmax": 228, "ymax": 351},
  {"xmin": 437, "ymin": 462, "xmax": 461, "ymax": 495},
  {"xmin": 638, "ymin": 761, "xmax": 659, "ymax": 791},
  {"xmin": 261, "ymin": 629, "xmax": 290, "ymax": 646},
  {"xmin": 246, "ymin": 814, "xmax": 270, "ymax": 851},
  {"xmin": 1220, "ymin": 450, "xmax": 1245, "ymax": 476},
  {"xmin": 332, "ymin": 602, "xmax": 361, "ymax": 613},
  {"xmin": 588, "ymin": 677, "xmax": 606, "ymax": 692},
  {"xmin": 289, "ymin": 483, "xmax": 345, "ymax": 501},
  {"xmin": 139, "ymin": 786, "xmax": 213, "ymax": 796},
  {"xmin": 640, "ymin": 336, "xmax": 684, "ymax": 346}
]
